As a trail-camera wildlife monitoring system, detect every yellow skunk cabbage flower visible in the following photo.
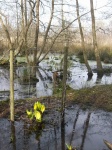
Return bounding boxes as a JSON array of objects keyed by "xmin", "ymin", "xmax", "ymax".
[
  {"xmin": 40, "ymin": 105, "xmax": 45, "ymax": 113},
  {"xmin": 26, "ymin": 101, "xmax": 45, "ymax": 123},
  {"xmin": 34, "ymin": 111, "xmax": 41, "ymax": 121},
  {"xmin": 34, "ymin": 102, "xmax": 38, "ymax": 110},
  {"xmin": 34, "ymin": 102, "xmax": 45, "ymax": 113},
  {"xmin": 34, "ymin": 102, "xmax": 41, "ymax": 110}
]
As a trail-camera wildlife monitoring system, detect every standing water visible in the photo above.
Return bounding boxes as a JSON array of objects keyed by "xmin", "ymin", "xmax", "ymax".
[
  {"xmin": 0, "ymin": 54, "xmax": 112, "ymax": 101},
  {"xmin": 0, "ymin": 105, "xmax": 111, "ymax": 150}
]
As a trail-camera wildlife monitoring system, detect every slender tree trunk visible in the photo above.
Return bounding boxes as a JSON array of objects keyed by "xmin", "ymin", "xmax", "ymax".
[
  {"xmin": 90, "ymin": 0, "xmax": 103, "ymax": 75},
  {"xmin": 61, "ymin": 0, "xmax": 68, "ymax": 117},
  {"xmin": 21, "ymin": 0, "xmax": 29, "ymax": 63},
  {"xmin": 61, "ymin": 45, "xmax": 68, "ymax": 116},
  {"xmin": 62, "ymin": 0, "xmax": 64, "ymax": 29},
  {"xmin": 36, "ymin": 0, "xmax": 54, "ymax": 62},
  {"xmin": 10, "ymin": 49, "xmax": 14, "ymax": 121},
  {"xmin": 21, "ymin": 0, "xmax": 25, "ymax": 35},
  {"xmin": 24, "ymin": 0, "xmax": 29, "ymax": 63},
  {"xmin": 0, "ymin": 14, "xmax": 15, "ymax": 121},
  {"xmin": 16, "ymin": 2, "xmax": 19, "ymax": 45},
  {"xmin": 24, "ymin": 0, "xmax": 27, "ymax": 26},
  {"xmin": 76, "ymin": 0, "xmax": 93, "ymax": 76},
  {"xmin": 34, "ymin": 0, "xmax": 40, "ymax": 66}
]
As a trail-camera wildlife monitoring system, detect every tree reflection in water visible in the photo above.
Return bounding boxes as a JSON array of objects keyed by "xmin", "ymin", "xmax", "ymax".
[{"xmin": 10, "ymin": 122, "xmax": 16, "ymax": 150}]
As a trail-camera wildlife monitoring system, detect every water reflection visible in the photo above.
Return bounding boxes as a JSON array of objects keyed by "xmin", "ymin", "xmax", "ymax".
[
  {"xmin": 80, "ymin": 112, "xmax": 91, "ymax": 150},
  {"xmin": 54, "ymin": 127, "xmax": 58, "ymax": 150},
  {"xmin": 96, "ymin": 73, "xmax": 103, "ymax": 84},
  {"xmin": 70, "ymin": 108, "xmax": 80, "ymax": 146},
  {"xmin": 0, "ymin": 107, "xmax": 112, "ymax": 150},
  {"xmin": 10, "ymin": 122, "xmax": 16, "ymax": 150},
  {"xmin": 1, "ymin": 54, "xmax": 112, "ymax": 100},
  {"xmin": 87, "ymin": 74, "xmax": 93, "ymax": 81},
  {"xmin": 61, "ymin": 113, "xmax": 65, "ymax": 150}
]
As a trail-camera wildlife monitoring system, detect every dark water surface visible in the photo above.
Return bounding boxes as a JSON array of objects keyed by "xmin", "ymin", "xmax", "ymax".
[{"xmin": 0, "ymin": 106, "xmax": 111, "ymax": 150}]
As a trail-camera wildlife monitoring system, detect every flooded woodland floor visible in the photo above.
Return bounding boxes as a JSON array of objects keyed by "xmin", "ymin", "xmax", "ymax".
[
  {"xmin": 1, "ymin": 54, "xmax": 112, "ymax": 149},
  {"xmin": 0, "ymin": 84, "xmax": 112, "ymax": 150}
]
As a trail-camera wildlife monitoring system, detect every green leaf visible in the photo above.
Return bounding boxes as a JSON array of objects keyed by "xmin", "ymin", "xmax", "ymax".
[
  {"xmin": 26, "ymin": 109, "xmax": 32, "ymax": 116},
  {"xmin": 26, "ymin": 110, "xmax": 33, "ymax": 120},
  {"xmin": 66, "ymin": 144, "xmax": 72, "ymax": 150}
]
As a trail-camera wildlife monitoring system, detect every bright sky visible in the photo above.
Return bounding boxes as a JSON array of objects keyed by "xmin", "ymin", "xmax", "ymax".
[
  {"xmin": 72, "ymin": 0, "xmax": 112, "ymax": 27},
  {"xmin": 79, "ymin": 0, "xmax": 109, "ymax": 9},
  {"xmin": 0, "ymin": 0, "xmax": 112, "ymax": 28}
]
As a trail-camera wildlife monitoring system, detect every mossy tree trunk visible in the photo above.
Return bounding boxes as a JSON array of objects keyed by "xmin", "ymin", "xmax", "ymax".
[{"xmin": 76, "ymin": 0, "xmax": 93, "ymax": 76}]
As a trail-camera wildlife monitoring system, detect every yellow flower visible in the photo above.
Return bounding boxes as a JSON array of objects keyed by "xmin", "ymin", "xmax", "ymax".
[
  {"xmin": 34, "ymin": 111, "xmax": 41, "ymax": 121},
  {"xmin": 40, "ymin": 105, "xmax": 45, "ymax": 113}
]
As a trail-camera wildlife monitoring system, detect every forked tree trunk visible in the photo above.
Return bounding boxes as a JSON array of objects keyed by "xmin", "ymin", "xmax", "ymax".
[
  {"xmin": 90, "ymin": 0, "xmax": 103, "ymax": 75},
  {"xmin": 76, "ymin": 0, "xmax": 93, "ymax": 76}
]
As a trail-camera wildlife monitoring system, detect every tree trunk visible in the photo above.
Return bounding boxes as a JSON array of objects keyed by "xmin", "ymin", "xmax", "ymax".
[
  {"xmin": 90, "ymin": 0, "xmax": 103, "ymax": 75},
  {"xmin": 36, "ymin": 0, "xmax": 54, "ymax": 62},
  {"xmin": 16, "ymin": 2, "xmax": 19, "ymax": 45},
  {"xmin": 0, "ymin": 14, "xmax": 15, "ymax": 121},
  {"xmin": 61, "ymin": 0, "xmax": 68, "ymax": 116},
  {"xmin": 61, "ymin": 46, "xmax": 68, "ymax": 115},
  {"xmin": 34, "ymin": 0, "xmax": 40, "ymax": 66},
  {"xmin": 76, "ymin": 0, "xmax": 93, "ymax": 76},
  {"xmin": 10, "ymin": 49, "xmax": 14, "ymax": 121}
]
